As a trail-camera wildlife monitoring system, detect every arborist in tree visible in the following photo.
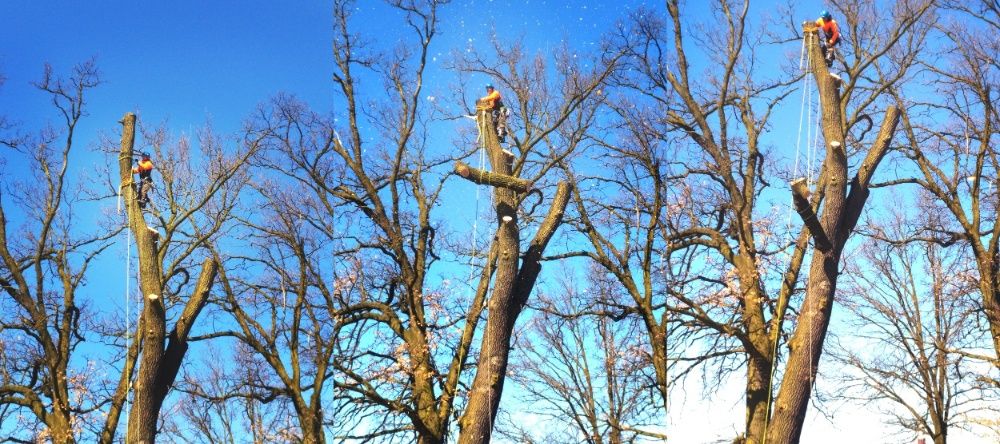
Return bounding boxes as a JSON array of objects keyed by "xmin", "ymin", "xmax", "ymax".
[
  {"xmin": 132, "ymin": 152, "xmax": 154, "ymax": 209},
  {"xmin": 478, "ymin": 83, "xmax": 509, "ymax": 143},
  {"xmin": 815, "ymin": 10, "xmax": 840, "ymax": 67}
]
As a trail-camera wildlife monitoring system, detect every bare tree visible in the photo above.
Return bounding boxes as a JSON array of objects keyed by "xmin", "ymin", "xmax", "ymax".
[
  {"xmin": 113, "ymin": 113, "xmax": 256, "ymax": 443},
  {"xmin": 0, "ymin": 61, "xmax": 112, "ymax": 443},
  {"xmin": 198, "ymin": 1, "xmax": 620, "ymax": 442},
  {"xmin": 160, "ymin": 345, "xmax": 298, "ymax": 444},
  {"xmin": 450, "ymin": 36, "xmax": 622, "ymax": 443},
  {"xmin": 199, "ymin": 2, "xmax": 460, "ymax": 441},
  {"xmin": 563, "ymin": 1, "xmax": 931, "ymax": 443},
  {"xmin": 887, "ymin": 0, "xmax": 1000, "ymax": 380},
  {"xmin": 204, "ymin": 136, "xmax": 363, "ymax": 443},
  {"xmin": 834, "ymin": 208, "xmax": 998, "ymax": 444},
  {"xmin": 500, "ymin": 267, "xmax": 666, "ymax": 444}
]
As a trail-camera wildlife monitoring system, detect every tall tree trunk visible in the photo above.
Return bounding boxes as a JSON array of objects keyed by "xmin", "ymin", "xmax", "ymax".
[
  {"xmin": 979, "ymin": 274, "xmax": 1000, "ymax": 374},
  {"xmin": 47, "ymin": 405, "xmax": 74, "ymax": 444},
  {"xmin": 457, "ymin": 108, "xmax": 523, "ymax": 444},
  {"xmin": 738, "ymin": 260, "xmax": 775, "ymax": 444},
  {"xmin": 117, "ymin": 113, "xmax": 219, "ymax": 443},
  {"xmin": 766, "ymin": 24, "xmax": 901, "ymax": 444},
  {"xmin": 118, "ymin": 112, "xmax": 166, "ymax": 443},
  {"xmin": 456, "ymin": 108, "xmax": 572, "ymax": 444},
  {"xmin": 745, "ymin": 349, "xmax": 771, "ymax": 443}
]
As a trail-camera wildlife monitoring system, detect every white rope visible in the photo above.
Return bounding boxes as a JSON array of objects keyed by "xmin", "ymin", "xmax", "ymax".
[
  {"xmin": 799, "ymin": 31, "xmax": 809, "ymax": 70},
  {"xmin": 806, "ymin": 79, "xmax": 815, "ymax": 188},
  {"xmin": 789, "ymin": 35, "xmax": 811, "ymax": 230},
  {"xmin": 808, "ymin": 94, "xmax": 823, "ymax": 186},
  {"xmin": 769, "ymin": 31, "xmax": 817, "ymax": 444},
  {"xmin": 805, "ymin": 33, "xmax": 823, "ymax": 405},
  {"xmin": 122, "ymin": 208, "xmax": 132, "ymax": 440},
  {"xmin": 470, "ymin": 113, "xmax": 489, "ymax": 281}
]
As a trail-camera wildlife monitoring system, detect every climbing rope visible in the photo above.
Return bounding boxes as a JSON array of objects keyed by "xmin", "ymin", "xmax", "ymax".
[
  {"xmin": 659, "ymin": 248, "xmax": 671, "ymax": 430},
  {"xmin": 469, "ymin": 111, "xmax": 491, "ymax": 281},
  {"xmin": 117, "ymin": 182, "xmax": 133, "ymax": 441},
  {"xmin": 765, "ymin": 30, "xmax": 822, "ymax": 444}
]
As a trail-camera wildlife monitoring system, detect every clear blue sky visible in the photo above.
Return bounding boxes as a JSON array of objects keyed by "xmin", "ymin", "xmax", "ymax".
[{"xmin": 2, "ymin": 1, "xmax": 651, "ymax": 139}]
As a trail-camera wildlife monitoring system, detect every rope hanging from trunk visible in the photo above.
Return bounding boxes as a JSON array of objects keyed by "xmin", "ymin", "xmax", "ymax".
[
  {"xmin": 764, "ymin": 29, "xmax": 821, "ymax": 444},
  {"xmin": 118, "ymin": 187, "xmax": 134, "ymax": 442},
  {"xmin": 469, "ymin": 111, "xmax": 492, "ymax": 281}
]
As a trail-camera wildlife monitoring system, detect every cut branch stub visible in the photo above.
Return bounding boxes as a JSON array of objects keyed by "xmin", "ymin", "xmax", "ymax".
[{"xmin": 455, "ymin": 161, "xmax": 532, "ymax": 194}]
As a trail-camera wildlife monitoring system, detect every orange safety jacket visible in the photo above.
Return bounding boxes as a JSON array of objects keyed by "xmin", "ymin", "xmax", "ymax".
[
  {"xmin": 815, "ymin": 18, "xmax": 840, "ymax": 46},
  {"xmin": 133, "ymin": 159, "xmax": 153, "ymax": 178},
  {"xmin": 480, "ymin": 90, "xmax": 502, "ymax": 109}
]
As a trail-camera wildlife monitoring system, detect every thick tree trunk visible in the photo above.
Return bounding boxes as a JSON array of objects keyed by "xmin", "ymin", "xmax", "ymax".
[
  {"xmin": 298, "ymin": 411, "xmax": 324, "ymax": 444},
  {"xmin": 744, "ymin": 350, "xmax": 771, "ymax": 443},
  {"xmin": 457, "ymin": 109, "xmax": 522, "ymax": 444},
  {"xmin": 408, "ymin": 322, "xmax": 446, "ymax": 444},
  {"xmin": 456, "ymin": 109, "xmax": 572, "ymax": 444},
  {"xmin": 766, "ymin": 25, "xmax": 900, "ymax": 444},
  {"xmin": 47, "ymin": 407, "xmax": 75, "ymax": 444},
  {"xmin": 117, "ymin": 113, "xmax": 219, "ymax": 443},
  {"xmin": 979, "ymin": 276, "xmax": 1000, "ymax": 374},
  {"xmin": 99, "ymin": 331, "xmax": 141, "ymax": 444},
  {"xmin": 118, "ymin": 112, "xmax": 167, "ymax": 443},
  {"xmin": 736, "ymin": 254, "xmax": 775, "ymax": 444}
]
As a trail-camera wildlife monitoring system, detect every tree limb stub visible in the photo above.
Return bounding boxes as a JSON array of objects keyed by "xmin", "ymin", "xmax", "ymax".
[
  {"xmin": 454, "ymin": 161, "xmax": 531, "ymax": 194},
  {"xmin": 853, "ymin": 105, "xmax": 901, "ymax": 191},
  {"xmin": 791, "ymin": 178, "xmax": 832, "ymax": 251},
  {"xmin": 839, "ymin": 105, "xmax": 901, "ymax": 244}
]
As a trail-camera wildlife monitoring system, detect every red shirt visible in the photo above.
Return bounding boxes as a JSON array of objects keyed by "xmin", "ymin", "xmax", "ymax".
[
  {"xmin": 133, "ymin": 159, "xmax": 153, "ymax": 174},
  {"xmin": 815, "ymin": 18, "xmax": 840, "ymax": 46}
]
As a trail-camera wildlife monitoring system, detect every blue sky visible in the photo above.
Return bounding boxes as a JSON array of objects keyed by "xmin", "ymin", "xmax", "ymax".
[{"xmin": 1, "ymin": 1, "xmax": 645, "ymax": 136}]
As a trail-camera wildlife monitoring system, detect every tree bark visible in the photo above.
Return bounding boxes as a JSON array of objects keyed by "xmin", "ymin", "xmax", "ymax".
[
  {"xmin": 455, "ymin": 161, "xmax": 531, "ymax": 193},
  {"xmin": 457, "ymin": 109, "xmax": 573, "ymax": 444},
  {"xmin": 765, "ymin": 24, "xmax": 901, "ymax": 444},
  {"xmin": 117, "ymin": 112, "xmax": 219, "ymax": 443}
]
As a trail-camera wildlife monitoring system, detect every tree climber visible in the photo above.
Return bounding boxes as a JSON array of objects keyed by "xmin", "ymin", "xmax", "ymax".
[
  {"xmin": 478, "ymin": 83, "xmax": 509, "ymax": 143},
  {"xmin": 815, "ymin": 10, "xmax": 840, "ymax": 67},
  {"xmin": 132, "ymin": 152, "xmax": 154, "ymax": 209}
]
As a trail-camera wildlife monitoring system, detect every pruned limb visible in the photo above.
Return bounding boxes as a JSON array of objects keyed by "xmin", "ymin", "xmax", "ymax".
[
  {"xmin": 791, "ymin": 178, "xmax": 832, "ymax": 251},
  {"xmin": 839, "ymin": 105, "xmax": 902, "ymax": 242},
  {"xmin": 513, "ymin": 181, "xmax": 572, "ymax": 306},
  {"xmin": 454, "ymin": 161, "xmax": 531, "ymax": 193},
  {"xmin": 853, "ymin": 105, "xmax": 900, "ymax": 191},
  {"xmin": 154, "ymin": 258, "xmax": 219, "ymax": 402}
]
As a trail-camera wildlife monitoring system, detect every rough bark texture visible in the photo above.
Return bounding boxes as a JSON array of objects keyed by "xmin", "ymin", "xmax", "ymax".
[
  {"xmin": 456, "ymin": 109, "xmax": 572, "ymax": 444},
  {"xmin": 765, "ymin": 24, "xmax": 901, "ymax": 444},
  {"xmin": 455, "ymin": 161, "xmax": 532, "ymax": 193},
  {"xmin": 117, "ymin": 113, "xmax": 219, "ymax": 443}
]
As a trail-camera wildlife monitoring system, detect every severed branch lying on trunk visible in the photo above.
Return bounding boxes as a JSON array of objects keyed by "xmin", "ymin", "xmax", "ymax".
[
  {"xmin": 454, "ymin": 161, "xmax": 531, "ymax": 193},
  {"xmin": 790, "ymin": 178, "xmax": 832, "ymax": 252}
]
